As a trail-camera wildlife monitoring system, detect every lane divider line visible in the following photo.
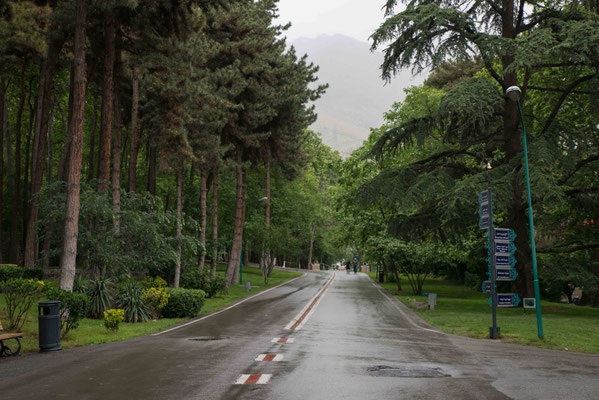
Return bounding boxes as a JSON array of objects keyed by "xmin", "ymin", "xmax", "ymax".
[
  {"xmin": 370, "ymin": 280, "xmax": 444, "ymax": 335},
  {"xmin": 271, "ymin": 337, "xmax": 295, "ymax": 344},
  {"xmin": 152, "ymin": 275, "xmax": 305, "ymax": 336},
  {"xmin": 235, "ymin": 374, "xmax": 272, "ymax": 385},
  {"xmin": 255, "ymin": 354, "xmax": 283, "ymax": 362},
  {"xmin": 285, "ymin": 273, "xmax": 335, "ymax": 331}
]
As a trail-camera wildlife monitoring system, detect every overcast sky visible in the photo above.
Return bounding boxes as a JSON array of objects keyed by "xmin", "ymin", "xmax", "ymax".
[{"xmin": 276, "ymin": 0, "xmax": 387, "ymax": 43}]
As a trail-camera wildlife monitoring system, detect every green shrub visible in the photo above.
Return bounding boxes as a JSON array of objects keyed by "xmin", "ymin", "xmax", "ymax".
[
  {"xmin": 0, "ymin": 279, "xmax": 45, "ymax": 331},
  {"xmin": 87, "ymin": 277, "xmax": 114, "ymax": 318},
  {"xmin": 22, "ymin": 268, "xmax": 44, "ymax": 281},
  {"xmin": 103, "ymin": 309, "xmax": 125, "ymax": 333},
  {"xmin": 115, "ymin": 281, "xmax": 151, "ymax": 323},
  {"xmin": 44, "ymin": 288, "xmax": 90, "ymax": 337},
  {"xmin": 162, "ymin": 288, "xmax": 205, "ymax": 318},
  {"xmin": 181, "ymin": 269, "xmax": 226, "ymax": 298},
  {"xmin": 142, "ymin": 287, "xmax": 170, "ymax": 319},
  {"xmin": 141, "ymin": 276, "xmax": 168, "ymax": 289},
  {"xmin": 0, "ymin": 266, "xmax": 24, "ymax": 282}
]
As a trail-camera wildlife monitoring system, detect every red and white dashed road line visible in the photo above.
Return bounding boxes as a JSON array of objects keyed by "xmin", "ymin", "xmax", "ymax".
[
  {"xmin": 256, "ymin": 354, "xmax": 283, "ymax": 362},
  {"xmin": 235, "ymin": 374, "xmax": 272, "ymax": 385},
  {"xmin": 284, "ymin": 273, "xmax": 335, "ymax": 331},
  {"xmin": 271, "ymin": 337, "xmax": 295, "ymax": 344}
]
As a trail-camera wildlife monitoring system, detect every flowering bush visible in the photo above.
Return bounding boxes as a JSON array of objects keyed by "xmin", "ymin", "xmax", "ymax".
[
  {"xmin": 103, "ymin": 309, "xmax": 125, "ymax": 333},
  {"xmin": 142, "ymin": 287, "xmax": 170, "ymax": 320},
  {"xmin": 141, "ymin": 276, "xmax": 168, "ymax": 289},
  {"xmin": 0, "ymin": 278, "xmax": 45, "ymax": 331}
]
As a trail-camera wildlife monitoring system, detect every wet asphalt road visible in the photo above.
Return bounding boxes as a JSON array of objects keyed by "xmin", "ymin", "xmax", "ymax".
[{"xmin": 1, "ymin": 270, "xmax": 598, "ymax": 399}]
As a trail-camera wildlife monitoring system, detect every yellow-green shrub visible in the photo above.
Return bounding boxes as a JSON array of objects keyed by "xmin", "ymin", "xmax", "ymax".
[
  {"xmin": 142, "ymin": 287, "xmax": 170, "ymax": 319},
  {"xmin": 103, "ymin": 309, "xmax": 125, "ymax": 333}
]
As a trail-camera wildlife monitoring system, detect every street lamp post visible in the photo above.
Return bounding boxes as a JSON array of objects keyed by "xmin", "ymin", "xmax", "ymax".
[{"xmin": 506, "ymin": 86, "xmax": 544, "ymax": 339}]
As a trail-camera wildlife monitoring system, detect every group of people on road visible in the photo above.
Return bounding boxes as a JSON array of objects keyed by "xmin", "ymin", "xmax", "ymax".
[{"xmin": 345, "ymin": 259, "xmax": 357, "ymax": 274}]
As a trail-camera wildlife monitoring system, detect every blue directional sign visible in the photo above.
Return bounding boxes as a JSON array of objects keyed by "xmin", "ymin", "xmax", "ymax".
[
  {"xmin": 495, "ymin": 254, "xmax": 517, "ymax": 267},
  {"xmin": 479, "ymin": 215, "xmax": 489, "ymax": 230},
  {"xmin": 495, "ymin": 268, "xmax": 518, "ymax": 281},
  {"xmin": 494, "ymin": 240, "xmax": 516, "ymax": 255},
  {"xmin": 479, "ymin": 190, "xmax": 489, "ymax": 205},
  {"xmin": 479, "ymin": 203, "xmax": 490, "ymax": 217},
  {"xmin": 497, "ymin": 293, "xmax": 521, "ymax": 307},
  {"xmin": 494, "ymin": 228, "xmax": 516, "ymax": 241},
  {"xmin": 481, "ymin": 280, "xmax": 494, "ymax": 294}
]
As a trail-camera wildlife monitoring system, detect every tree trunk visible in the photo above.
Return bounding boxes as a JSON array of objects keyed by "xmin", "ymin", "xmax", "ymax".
[
  {"xmin": 22, "ymin": 74, "xmax": 36, "ymax": 256},
  {"xmin": 174, "ymin": 164, "xmax": 183, "ymax": 288},
  {"xmin": 260, "ymin": 154, "xmax": 271, "ymax": 274},
  {"xmin": 59, "ymin": 0, "xmax": 87, "ymax": 291},
  {"xmin": 210, "ymin": 166, "xmax": 219, "ymax": 277},
  {"xmin": 97, "ymin": 10, "xmax": 115, "ymax": 194},
  {"xmin": 307, "ymin": 224, "xmax": 316, "ymax": 267},
  {"xmin": 112, "ymin": 31, "xmax": 123, "ymax": 231},
  {"xmin": 41, "ymin": 100, "xmax": 55, "ymax": 270},
  {"xmin": 24, "ymin": 36, "xmax": 63, "ymax": 268},
  {"xmin": 226, "ymin": 149, "xmax": 246, "ymax": 286},
  {"xmin": 87, "ymin": 93, "xmax": 98, "ymax": 183},
  {"xmin": 9, "ymin": 59, "xmax": 28, "ymax": 263},
  {"xmin": 127, "ymin": 65, "xmax": 140, "ymax": 192},
  {"xmin": 148, "ymin": 144, "xmax": 156, "ymax": 195},
  {"xmin": 198, "ymin": 165, "xmax": 208, "ymax": 270},
  {"xmin": 501, "ymin": 0, "xmax": 533, "ymax": 298},
  {"xmin": 0, "ymin": 67, "xmax": 5, "ymax": 263}
]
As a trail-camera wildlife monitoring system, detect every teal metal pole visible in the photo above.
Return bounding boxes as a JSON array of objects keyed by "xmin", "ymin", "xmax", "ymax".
[{"xmin": 516, "ymin": 101, "xmax": 544, "ymax": 339}]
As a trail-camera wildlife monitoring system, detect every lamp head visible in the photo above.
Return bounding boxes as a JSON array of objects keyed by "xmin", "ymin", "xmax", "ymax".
[
  {"xmin": 258, "ymin": 196, "xmax": 268, "ymax": 202},
  {"xmin": 506, "ymin": 86, "xmax": 522, "ymax": 102}
]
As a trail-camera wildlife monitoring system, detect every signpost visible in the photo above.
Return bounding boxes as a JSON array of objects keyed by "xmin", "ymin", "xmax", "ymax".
[
  {"xmin": 478, "ymin": 187, "xmax": 520, "ymax": 339},
  {"xmin": 497, "ymin": 293, "xmax": 521, "ymax": 307}
]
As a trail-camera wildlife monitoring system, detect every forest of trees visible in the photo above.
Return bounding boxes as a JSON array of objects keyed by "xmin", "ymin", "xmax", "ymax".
[
  {"xmin": 0, "ymin": 0, "xmax": 343, "ymax": 292},
  {"xmin": 335, "ymin": 0, "xmax": 599, "ymax": 304}
]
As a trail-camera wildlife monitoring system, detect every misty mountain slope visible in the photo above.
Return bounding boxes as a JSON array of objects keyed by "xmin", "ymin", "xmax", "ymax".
[{"xmin": 292, "ymin": 34, "xmax": 425, "ymax": 155}]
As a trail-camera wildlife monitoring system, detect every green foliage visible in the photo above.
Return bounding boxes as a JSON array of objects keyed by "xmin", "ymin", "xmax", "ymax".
[
  {"xmin": 37, "ymin": 182, "xmax": 201, "ymax": 278},
  {"xmin": 180, "ymin": 268, "xmax": 226, "ymax": 298},
  {"xmin": 44, "ymin": 287, "xmax": 90, "ymax": 337},
  {"xmin": 142, "ymin": 287, "xmax": 170, "ymax": 320},
  {"xmin": 141, "ymin": 276, "xmax": 168, "ymax": 289},
  {"xmin": 115, "ymin": 280, "xmax": 151, "ymax": 323},
  {"xmin": 0, "ymin": 278, "xmax": 44, "ymax": 331},
  {"xmin": 162, "ymin": 288, "xmax": 205, "ymax": 318},
  {"xmin": 86, "ymin": 277, "xmax": 114, "ymax": 319},
  {"xmin": 0, "ymin": 266, "xmax": 23, "ymax": 282},
  {"xmin": 103, "ymin": 309, "xmax": 125, "ymax": 333},
  {"xmin": 0, "ymin": 265, "xmax": 44, "ymax": 282}
]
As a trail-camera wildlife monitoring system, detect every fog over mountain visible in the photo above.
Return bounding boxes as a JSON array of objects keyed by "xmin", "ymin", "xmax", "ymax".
[{"xmin": 292, "ymin": 34, "xmax": 425, "ymax": 155}]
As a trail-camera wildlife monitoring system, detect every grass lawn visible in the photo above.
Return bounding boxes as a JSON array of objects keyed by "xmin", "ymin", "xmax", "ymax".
[
  {"xmin": 368, "ymin": 272, "xmax": 599, "ymax": 354},
  {"xmin": 0, "ymin": 265, "xmax": 301, "ymax": 354}
]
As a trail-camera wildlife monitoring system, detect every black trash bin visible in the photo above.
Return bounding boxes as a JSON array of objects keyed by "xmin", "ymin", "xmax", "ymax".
[
  {"xmin": 38, "ymin": 300, "xmax": 62, "ymax": 352},
  {"xmin": 378, "ymin": 268, "xmax": 384, "ymax": 283}
]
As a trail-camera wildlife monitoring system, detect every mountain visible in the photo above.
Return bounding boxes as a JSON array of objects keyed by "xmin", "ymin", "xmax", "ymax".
[{"xmin": 292, "ymin": 34, "xmax": 425, "ymax": 155}]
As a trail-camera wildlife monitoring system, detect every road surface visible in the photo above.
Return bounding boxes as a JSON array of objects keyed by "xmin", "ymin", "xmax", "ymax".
[{"xmin": 1, "ymin": 270, "xmax": 598, "ymax": 399}]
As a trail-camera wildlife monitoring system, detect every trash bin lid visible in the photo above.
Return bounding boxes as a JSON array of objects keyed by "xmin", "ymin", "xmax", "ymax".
[{"xmin": 39, "ymin": 300, "xmax": 61, "ymax": 306}]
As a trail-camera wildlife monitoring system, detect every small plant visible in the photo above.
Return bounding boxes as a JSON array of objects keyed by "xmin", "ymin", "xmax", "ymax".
[
  {"xmin": 142, "ymin": 287, "xmax": 170, "ymax": 320},
  {"xmin": 103, "ymin": 309, "xmax": 125, "ymax": 333},
  {"xmin": 0, "ymin": 278, "xmax": 45, "ymax": 331},
  {"xmin": 141, "ymin": 276, "xmax": 168, "ymax": 289},
  {"xmin": 115, "ymin": 280, "xmax": 151, "ymax": 323},
  {"xmin": 162, "ymin": 288, "xmax": 205, "ymax": 318},
  {"xmin": 87, "ymin": 276, "xmax": 114, "ymax": 318},
  {"xmin": 73, "ymin": 276, "xmax": 88, "ymax": 294},
  {"xmin": 44, "ymin": 287, "xmax": 90, "ymax": 337}
]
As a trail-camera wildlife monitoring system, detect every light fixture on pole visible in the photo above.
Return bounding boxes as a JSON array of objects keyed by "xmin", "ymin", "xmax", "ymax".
[{"xmin": 506, "ymin": 85, "xmax": 544, "ymax": 339}]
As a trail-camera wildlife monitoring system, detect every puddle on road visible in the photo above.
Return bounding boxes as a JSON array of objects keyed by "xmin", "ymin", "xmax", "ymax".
[
  {"xmin": 367, "ymin": 365, "xmax": 450, "ymax": 378},
  {"xmin": 188, "ymin": 336, "xmax": 229, "ymax": 341}
]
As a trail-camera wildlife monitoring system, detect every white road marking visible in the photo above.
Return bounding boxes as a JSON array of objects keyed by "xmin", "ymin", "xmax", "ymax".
[
  {"xmin": 234, "ymin": 374, "xmax": 272, "ymax": 385},
  {"xmin": 152, "ymin": 275, "xmax": 304, "ymax": 336},
  {"xmin": 284, "ymin": 273, "xmax": 335, "ymax": 331},
  {"xmin": 271, "ymin": 337, "xmax": 295, "ymax": 343},
  {"xmin": 255, "ymin": 354, "xmax": 284, "ymax": 362}
]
